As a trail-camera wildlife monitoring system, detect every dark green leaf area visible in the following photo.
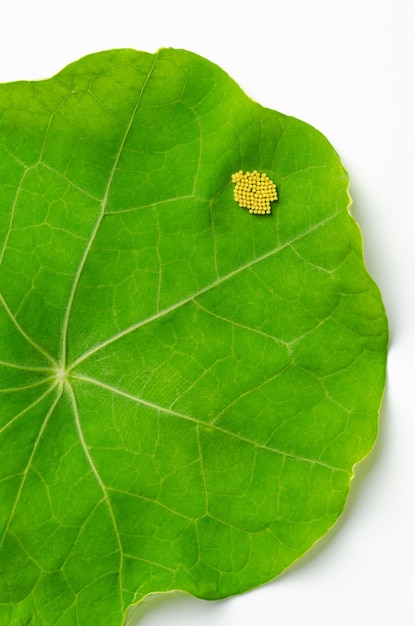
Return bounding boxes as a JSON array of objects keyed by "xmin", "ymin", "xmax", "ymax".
[{"xmin": 0, "ymin": 49, "xmax": 388, "ymax": 625}]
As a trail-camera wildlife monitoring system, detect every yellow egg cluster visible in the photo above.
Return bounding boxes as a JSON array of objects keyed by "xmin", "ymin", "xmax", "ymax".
[{"xmin": 231, "ymin": 170, "xmax": 278, "ymax": 215}]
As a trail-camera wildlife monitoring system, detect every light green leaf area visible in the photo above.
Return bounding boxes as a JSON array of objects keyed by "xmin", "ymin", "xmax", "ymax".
[{"xmin": 0, "ymin": 49, "xmax": 388, "ymax": 625}]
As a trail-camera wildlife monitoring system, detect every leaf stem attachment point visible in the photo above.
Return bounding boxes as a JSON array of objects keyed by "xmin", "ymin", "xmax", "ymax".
[{"xmin": 55, "ymin": 366, "xmax": 68, "ymax": 385}]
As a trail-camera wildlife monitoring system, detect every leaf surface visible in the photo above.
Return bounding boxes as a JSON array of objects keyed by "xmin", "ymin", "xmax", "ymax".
[{"xmin": 0, "ymin": 48, "xmax": 388, "ymax": 625}]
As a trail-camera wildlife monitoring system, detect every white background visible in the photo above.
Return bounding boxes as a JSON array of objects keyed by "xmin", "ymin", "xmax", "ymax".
[{"xmin": 1, "ymin": 1, "xmax": 414, "ymax": 624}]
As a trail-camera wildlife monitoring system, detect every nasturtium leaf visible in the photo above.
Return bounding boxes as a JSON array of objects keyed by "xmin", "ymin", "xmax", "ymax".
[{"xmin": 0, "ymin": 48, "xmax": 388, "ymax": 625}]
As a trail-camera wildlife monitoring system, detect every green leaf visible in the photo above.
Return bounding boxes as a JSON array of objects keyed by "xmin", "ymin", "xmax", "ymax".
[{"xmin": 0, "ymin": 48, "xmax": 388, "ymax": 625}]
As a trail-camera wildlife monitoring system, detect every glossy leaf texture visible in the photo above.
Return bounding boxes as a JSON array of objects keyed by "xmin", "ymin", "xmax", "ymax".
[{"xmin": 0, "ymin": 49, "xmax": 388, "ymax": 625}]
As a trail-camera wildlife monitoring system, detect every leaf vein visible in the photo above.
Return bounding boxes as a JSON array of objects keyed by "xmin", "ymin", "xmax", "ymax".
[
  {"xmin": 59, "ymin": 52, "xmax": 160, "ymax": 367},
  {"xmin": 70, "ymin": 210, "xmax": 343, "ymax": 370},
  {"xmin": 66, "ymin": 382, "xmax": 125, "ymax": 613},
  {"xmin": 0, "ymin": 385, "xmax": 62, "ymax": 545},
  {"xmin": 0, "ymin": 291, "xmax": 56, "ymax": 367},
  {"xmin": 72, "ymin": 374, "xmax": 348, "ymax": 474}
]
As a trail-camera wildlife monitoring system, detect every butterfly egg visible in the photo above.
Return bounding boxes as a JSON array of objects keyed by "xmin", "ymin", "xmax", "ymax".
[{"xmin": 232, "ymin": 169, "xmax": 278, "ymax": 215}]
